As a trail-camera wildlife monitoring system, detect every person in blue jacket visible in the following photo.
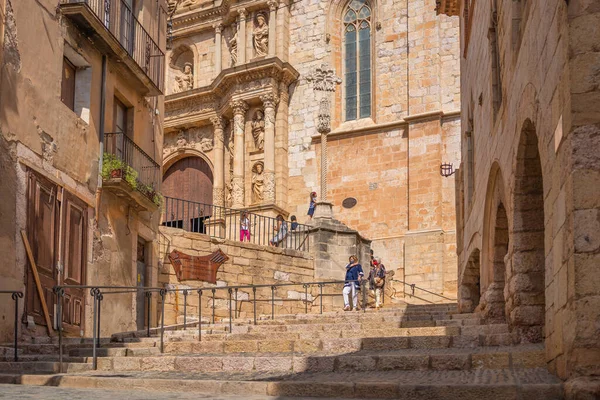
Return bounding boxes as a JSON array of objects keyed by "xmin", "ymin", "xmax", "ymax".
[{"xmin": 343, "ymin": 255, "xmax": 364, "ymax": 311}]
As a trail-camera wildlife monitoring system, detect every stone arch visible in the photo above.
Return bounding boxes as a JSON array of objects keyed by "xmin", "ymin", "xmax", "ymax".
[
  {"xmin": 162, "ymin": 148, "xmax": 214, "ymax": 174},
  {"xmin": 162, "ymin": 155, "xmax": 214, "ymax": 205},
  {"xmin": 480, "ymin": 163, "xmax": 510, "ymax": 323},
  {"xmin": 167, "ymin": 43, "xmax": 196, "ymax": 94},
  {"xmin": 459, "ymin": 248, "xmax": 481, "ymax": 313},
  {"xmin": 507, "ymin": 119, "xmax": 546, "ymax": 343}
]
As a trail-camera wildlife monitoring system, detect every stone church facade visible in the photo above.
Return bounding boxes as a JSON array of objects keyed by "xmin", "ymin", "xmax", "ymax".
[
  {"xmin": 437, "ymin": 0, "xmax": 600, "ymax": 387},
  {"xmin": 164, "ymin": 0, "xmax": 461, "ymax": 297}
]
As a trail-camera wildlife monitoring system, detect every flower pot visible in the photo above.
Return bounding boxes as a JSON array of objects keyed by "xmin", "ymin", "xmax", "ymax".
[{"xmin": 110, "ymin": 169, "xmax": 123, "ymax": 178}]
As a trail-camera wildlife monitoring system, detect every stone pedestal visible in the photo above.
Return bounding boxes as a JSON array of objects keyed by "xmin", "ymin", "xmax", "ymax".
[
  {"xmin": 313, "ymin": 201, "xmax": 333, "ymax": 220},
  {"xmin": 308, "ymin": 216, "xmax": 371, "ymax": 280}
]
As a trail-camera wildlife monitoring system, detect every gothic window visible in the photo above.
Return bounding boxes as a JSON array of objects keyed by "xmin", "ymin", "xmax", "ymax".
[{"xmin": 343, "ymin": 0, "xmax": 371, "ymax": 121}]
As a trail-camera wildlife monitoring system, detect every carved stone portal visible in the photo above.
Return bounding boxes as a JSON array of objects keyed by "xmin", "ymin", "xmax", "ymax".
[
  {"xmin": 252, "ymin": 161, "xmax": 265, "ymax": 203},
  {"xmin": 253, "ymin": 12, "xmax": 269, "ymax": 58},
  {"xmin": 251, "ymin": 109, "xmax": 265, "ymax": 150}
]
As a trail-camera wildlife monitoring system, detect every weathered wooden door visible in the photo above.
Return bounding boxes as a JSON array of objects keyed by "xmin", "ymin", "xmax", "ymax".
[
  {"xmin": 60, "ymin": 193, "xmax": 87, "ymax": 336},
  {"xmin": 26, "ymin": 173, "xmax": 59, "ymax": 327}
]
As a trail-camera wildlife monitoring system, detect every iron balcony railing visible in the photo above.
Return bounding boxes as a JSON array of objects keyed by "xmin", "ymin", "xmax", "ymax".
[
  {"xmin": 103, "ymin": 132, "xmax": 160, "ymax": 197},
  {"xmin": 162, "ymin": 196, "xmax": 310, "ymax": 252},
  {"xmin": 60, "ymin": 0, "xmax": 164, "ymax": 92}
]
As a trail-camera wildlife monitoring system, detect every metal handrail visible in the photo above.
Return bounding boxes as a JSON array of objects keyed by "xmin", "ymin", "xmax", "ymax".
[
  {"xmin": 60, "ymin": 0, "xmax": 165, "ymax": 91},
  {"xmin": 389, "ymin": 278, "xmax": 457, "ymax": 301},
  {"xmin": 52, "ymin": 277, "xmax": 453, "ymax": 371},
  {"xmin": 162, "ymin": 196, "xmax": 311, "ymax": 251},
  {"xmin": 0, "ymin": 291, "xmax": 23, "ymax": 362}
]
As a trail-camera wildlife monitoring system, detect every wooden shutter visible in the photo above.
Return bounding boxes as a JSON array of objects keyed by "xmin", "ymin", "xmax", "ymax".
[{"xmin": 61, "ymin": 58, "xmax": 76, "ymax": 111}]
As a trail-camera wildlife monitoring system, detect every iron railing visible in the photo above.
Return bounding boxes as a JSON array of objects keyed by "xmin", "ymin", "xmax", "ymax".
[
  {"xmin": 60, "ymin": 0, "xmax": 164, "ymax": 92},
  {"xmin": 53, "ymin": 280, "xmax": 368, "ymax": 370},
  {"xmin": 104, "ymin": 132, "xmax": 161, "ymax": 197},
  {"xmin": 0, "ymin": 290, "xmax": 23, "ymax": 362},
  {"xmin": 162, "ymin": 196, "xmax": 311, "ymax": 252},
  {"xmin": 389, "ymin": 278, "xmax": 458, "ymax": 302}
]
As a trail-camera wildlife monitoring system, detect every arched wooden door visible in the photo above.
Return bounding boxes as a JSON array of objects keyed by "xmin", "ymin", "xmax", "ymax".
[{"xmin": 162, "ymin": 156, "xmax": 214, "ymax": 233}]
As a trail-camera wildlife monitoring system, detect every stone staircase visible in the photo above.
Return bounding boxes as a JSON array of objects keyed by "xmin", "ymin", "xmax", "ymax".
[{"xmin": 0, "ymin": 303, "xmax": 564, "ymax": 399}]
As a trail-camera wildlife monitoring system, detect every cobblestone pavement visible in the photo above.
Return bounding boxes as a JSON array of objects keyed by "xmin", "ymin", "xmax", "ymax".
[{"xmin": 0, "ymin": 384, "xmax": 360, "ymax": 400}]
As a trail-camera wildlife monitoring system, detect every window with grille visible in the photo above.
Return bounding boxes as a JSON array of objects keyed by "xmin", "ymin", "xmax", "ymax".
[{"xmin": 343, "ymin": 0, "xmax": 372, "ymax": 121}]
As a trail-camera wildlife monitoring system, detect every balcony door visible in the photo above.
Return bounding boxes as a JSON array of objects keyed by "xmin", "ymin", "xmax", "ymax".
[{"xmin": 120, "ymin": 0, "xmax": 135, "ymax": 55}]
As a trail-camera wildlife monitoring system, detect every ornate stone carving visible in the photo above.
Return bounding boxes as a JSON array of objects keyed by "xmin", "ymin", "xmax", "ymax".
[
  {"xmin": 317, "ymin": 97, "xmax": 331, "ymax": 134},
  {"xmin": 215, "ymin": 23, "xmax": 223, "ymax": 34},
  {"xmin": 231, "ymin": 100, "xmax": 249, "ymax": 116},
  {"xmin": 264, "ymin": 170, "xmax": 275, "ymax": 203},
  {"xmin": 251, "ymin": 162, "xmax": 265, "ymax": 203},
  {"xmin": 232, "ymin": 176, "xmax": 244, "ymax": 207},
  {"xmin": 210, "ymin": 116, "xmax": 225, "ymax": 142},
  {"xmin": 228, "ymin": 24, "xmax": 238, "ymax": 66},
  {"xmin": 213, "ymin": 186, "xmax": 225, "ymax": 208},
  {"xmin": 251, "ymin": 110, "xmax": 265, "ymax": 150},
  {"xmin": 176, "ymin": 130, "xmax": 188, "ymax": 148},
  {"xmin": 267, "ymin": 0, "xmax": 277, "ymax": 11},
  {"xmin": 225, "ymin": 175, "xmax": 233, "ymax": 207},
  {"xmin": 305, "ymin": 63, "xmax": 342, "ymax": 92},
  {"xmin": 174, "ymin": 62, "xmax": 194, "ymax": 93},
  {"xmin": 260, "ymin": 93, "xmax": 279, "ymax": 110},
  {"xmin": 253, "ymin": 12, "xmax": 269, "ymax": 58}
]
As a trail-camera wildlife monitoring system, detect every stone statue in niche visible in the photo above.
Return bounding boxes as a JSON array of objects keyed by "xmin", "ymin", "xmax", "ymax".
[
  {"xmin": 252, "ymin": 162, "xmax": 265, "ymax": 203},
  {"xmin": 228, "ymin": 26, "xmax": 238, "ymax": 66},
  {"xmin": 174, "ymin": 62, "xmax": 194, "ymax": 93},
  {"xmin": 226, "ymin": 176, "xmax": 233, "ymax": 207},
  {"xmin": 253, "ymin": 12, "xmax": 268, "ymax": 57},
  {"xmin": 251, "ymin": 110, "xmax": 265, "ymax": 150}
]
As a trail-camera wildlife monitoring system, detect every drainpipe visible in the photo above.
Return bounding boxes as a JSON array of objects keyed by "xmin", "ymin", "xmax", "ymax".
[{"xmin": 95, "ymin": 55, "xmax": 108, "ymax": 224}]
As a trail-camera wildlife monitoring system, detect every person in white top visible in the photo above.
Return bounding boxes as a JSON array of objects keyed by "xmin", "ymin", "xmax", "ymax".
[{"xmin": 240, "ymin": 211, "xmax": 250, "ymax": 242}]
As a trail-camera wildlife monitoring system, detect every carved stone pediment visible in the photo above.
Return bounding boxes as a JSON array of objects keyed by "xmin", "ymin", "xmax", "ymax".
[{"xmin": 165, "ymin": 57, "xmax": 298, "ymax": 127}]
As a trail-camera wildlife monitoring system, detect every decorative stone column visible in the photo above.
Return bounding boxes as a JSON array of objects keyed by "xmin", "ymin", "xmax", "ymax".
[
  {"xmin": 260, "ymin": 93, "xmax": 278, "ymax": 203},
  {"xmin": 214, "ymin": 23, "xmax": 223, "ymax": 76},
  {"xmin": 267, "ymin": 0, "xmax": 277, "ymax": 57},
  {"xmin": 231, "ymin": 100, "xmax": 248, "ymax": 208},
  {"xmin": 210, "ymin": 116, "xmax": 225, "ymax": 207},
  {"xmin": 237, "ymin": 9, "xmax": 247, "ymax": 65}
]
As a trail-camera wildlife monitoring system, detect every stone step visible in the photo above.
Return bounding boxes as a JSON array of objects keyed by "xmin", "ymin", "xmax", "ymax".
[
  {"xmin": 0, "ymin": 361, "xmax": 92, "ymax": 374},
  {"xmin": 70, "ymin": 347, "xmax": 161, "ymax": 357},
  {"xmin": 91, "ymin": 345, "xmax": 545, "ymax": 373},
  {"xmin": 19, "ymin": 341, "xmax": 157, "ymax": 355},
  {"xmin": 0, "ymin": 368, "xmax": 562, "ymax": 399}
]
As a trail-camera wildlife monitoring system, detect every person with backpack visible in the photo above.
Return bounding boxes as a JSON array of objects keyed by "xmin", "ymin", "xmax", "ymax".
[
  {"xmin": 343, "ymin": 255, "xmax": 364, "ymax": 311},
  {"xmin": 368, "ymin": 257, "xmax": 386, "ymax": 309}
]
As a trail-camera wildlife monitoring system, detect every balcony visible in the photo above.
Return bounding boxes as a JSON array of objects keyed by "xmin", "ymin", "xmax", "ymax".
[
  {"xmin": 102, "ymin": 132, "xmax": 161, "ymax": 210},
  {"xmin": 60, "ymin": 0, "xmax": 164, "ymax": 95}
]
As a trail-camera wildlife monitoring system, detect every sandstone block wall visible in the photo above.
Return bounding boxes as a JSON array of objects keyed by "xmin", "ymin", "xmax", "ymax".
[
  {"xmin": 452, "ymin": 0, "xmax": 600, "ymax": 380},
  {"xmin": 158, "ymin": 227, "xmax": 353, "ymax": 324}
]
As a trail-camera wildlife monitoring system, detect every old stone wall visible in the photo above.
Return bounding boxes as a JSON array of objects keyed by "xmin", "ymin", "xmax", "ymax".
[
  {"xmin": 452, "ymin": 0, "xmax": 600, "ymax": 380},
  {"xmin": 158, "ymin": 227, "xmax": 335, "ymax": 324},
  {"xmin": 0, "ymin": 0, "xmax": 165, "ymax": 342}
]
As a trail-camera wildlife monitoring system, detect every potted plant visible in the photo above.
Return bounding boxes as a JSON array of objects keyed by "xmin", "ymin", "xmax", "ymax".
[{"xmin": 101, "ymin": 153, "xmax": 126, "ymax": 180}]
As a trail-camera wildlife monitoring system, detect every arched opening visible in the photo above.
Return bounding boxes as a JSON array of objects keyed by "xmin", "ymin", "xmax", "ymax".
[
  {"xmin": 162, "ymin": 156, "xmax": 213, "ymax": 232},
  {"xmin": 459, "ymin": 248, "xmax": 481, "ymax": 313},
  {"xmin": 509, "ymin": 120, "xmax": 545, "ymax": 343},
  {"xmin": 480, "ymin": 165, "xmax": 509, "ymax": 324}
]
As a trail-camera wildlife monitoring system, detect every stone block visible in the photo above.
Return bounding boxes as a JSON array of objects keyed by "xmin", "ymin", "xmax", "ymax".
[
  {"xmin": 222, "ymin": 356, "xmax": 254, "ymax": 372},
  {"xmin": 293, "ymin": 339, "xmax": 322, "ymax": 353},
  {"xmin": 112, "ymin": 357, "xmax": 142, "ymax": 371},
  {"xmin": 140, "ymin": 356, "xmax": 175, "ymax": 371},
  {"xmin": 362, "ymin": 336, "xmax": 409, "ymax": 350},
  {"xmin": 409, "ymin": 335, "xmax": 451, "ymax": 349},
  {"xmin": 335, "ymin": 355, "xmax": 377, "ymax": 371},
  {"xmin": 430, "ymin": 353, "xmax": 470, "ymax": 370},
  {"xmin": 471, "ymin": 352, "xmax": 510, "ymax": 369},
  {"xmin": 174, "ymin": 356, "xmax": 222, "ymax": 372},
  {"xmin": 376, "ymin": 354, "xmax": 429, "ymax": 370},
  {"xmin": 223, "ymin": 340, "xmax": 258, "ymax": 353},
  {"xmin": 254, "ymin": 356, "xmax": 292, "ymax": 372},
  {"xmin": 292, "ymin": 356, "xmax": 335, "ymax": 372},
  {"xmin": 258, "ymin": 340, "xmax": 294, "ymax": 352}
]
